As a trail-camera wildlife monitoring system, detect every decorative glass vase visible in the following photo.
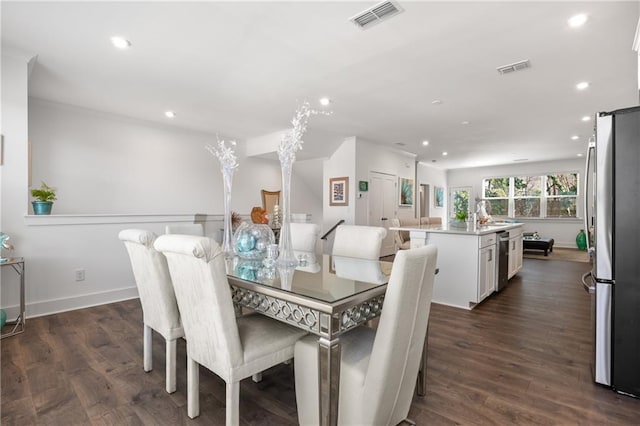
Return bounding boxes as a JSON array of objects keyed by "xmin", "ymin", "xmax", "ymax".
[
  {"xmin": 206, "ymin": 138, "xmax": 238, "ymax": 260},
  {"xmin": 277, "ymin": 158, "xmax": 299, "ymax": 267},
  {"xmin": 221, "ymin": 167, "xmax": 235, "ymax": 259},
  {"xmin": 576, "ymin": 229, "xmax": 587, "ymax": 251},
  {"xmin": 276, "ymin": 101, "xmax": 331, "ymax": 268},
  {"xmin": 233, "ymin": 223, "xmax": 275, "ymax": 260}
]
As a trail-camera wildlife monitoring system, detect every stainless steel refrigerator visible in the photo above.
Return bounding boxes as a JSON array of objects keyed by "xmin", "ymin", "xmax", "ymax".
[{"xmin": 583, "ymin": 106, "xmax": 640, "ymax": 397}]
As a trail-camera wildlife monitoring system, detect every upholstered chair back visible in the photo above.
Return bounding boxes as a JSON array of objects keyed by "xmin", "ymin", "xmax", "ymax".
[
  {"xmin": 155, "ymin": 234, "xmax": 308, "ymax": 422},
  {"xmin": 294, "ymin": 245, "xmax": 438, "ymax": 425},
  {"xmin": 364, "ymin": 245, "xmax": 438, "ymax": 425},
  {"xmin": 165, "ymin": 223, "xmax": 204, "ymax": 236},
  {"xmin": 332, "ymin": 225, "xmax": 387, "ymax": 260},
  {"xmin": 118, "ymin": 229, "xmax": 182, "ymax": 340},
  {"xmin": 421, "ymin": 216, "xmax": 442, "ymax": 225},
  {"xmin": 154, "ymin": 235, "xmax": 242, "ymax": 369},
  {"xmin": 290, "ymin": 222, "xmax": 320, "ymax": 264}
]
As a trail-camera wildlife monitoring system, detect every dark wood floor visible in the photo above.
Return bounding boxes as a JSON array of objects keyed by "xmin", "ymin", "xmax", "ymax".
[{"xmin": 3, "ymin": 258, "xmax": 640, "ymax": 425}]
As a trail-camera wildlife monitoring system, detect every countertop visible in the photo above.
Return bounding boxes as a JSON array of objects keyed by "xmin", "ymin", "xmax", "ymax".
[{"xmin": 389, "ymin": 222, "xmax": 523, "ymax": 236}]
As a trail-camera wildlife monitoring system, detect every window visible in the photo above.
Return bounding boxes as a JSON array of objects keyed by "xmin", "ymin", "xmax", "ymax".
[
  {"xmin": 482, "ymin": 178, "xmax": 509, "ymax": 216},
  {"xmin": 546, "ymin": 173, "xmax": 578, "ymax": 217},
  {"xmin": 450, "ymin": 187, "xmax": 470, "ymax": 218},
  {"xmin": 482, "ymin": 172, "xmax": 578, "ymax": 218},
  {"xmin": 513, "ymin": 176, "xmax": 542, "ymax": 217}
]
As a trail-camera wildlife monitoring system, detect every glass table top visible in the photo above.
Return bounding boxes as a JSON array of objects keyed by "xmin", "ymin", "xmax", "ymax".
[{"xmin": 227, "ymin": 254, "xmax": 393, "ymax": 304}]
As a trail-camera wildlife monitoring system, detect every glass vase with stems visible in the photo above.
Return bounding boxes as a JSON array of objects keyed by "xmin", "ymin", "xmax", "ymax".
[
  {"xmin": 276, "ymin": 155, "xmax": 298, "ymax": 267},
  {"xmin": 206, "ymin": 138, "xmax": 238, "ymax": 260},
  {"xmin": 221, "ymin": 166, "xmax": 235, "ymax": 259},
  {"xmin": 276, "ymin": 101, "xmax": 331, "ymax": 268}
]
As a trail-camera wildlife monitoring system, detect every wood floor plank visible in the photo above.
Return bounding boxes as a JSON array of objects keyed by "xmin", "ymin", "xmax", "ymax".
[{"xmin": 2, "ymin": 257, "xmax": 640, "ymax": 424}]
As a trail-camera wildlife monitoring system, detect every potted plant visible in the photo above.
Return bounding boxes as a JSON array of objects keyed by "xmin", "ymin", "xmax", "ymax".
[
  {"xmin": 450, "ymin": 211, "xmax": 468, "ymax": 228},
  {"xmin": 31, "ymin": 181, "xmax": 57, "ymax": 215}
]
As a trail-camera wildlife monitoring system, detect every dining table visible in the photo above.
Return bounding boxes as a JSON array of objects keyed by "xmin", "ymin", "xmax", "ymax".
[{"xmin": 226, "ymin": 254, "xmax": 430, "ymax": 426}]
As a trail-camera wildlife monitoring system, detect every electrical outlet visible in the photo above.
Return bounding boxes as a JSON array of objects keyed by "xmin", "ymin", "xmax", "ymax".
[{"xmin": 75, "ymin": 269, "xmax": 85, "ymax": 281}]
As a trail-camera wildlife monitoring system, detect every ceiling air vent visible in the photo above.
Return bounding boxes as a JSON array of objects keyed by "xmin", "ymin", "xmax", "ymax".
[
  {"xmin": 350, "ymin": 1, "xmax": 403, "ymax": 29},
  {"xmin": 496, "ymin": 59, "xmax": 531, "ymax": 75}
]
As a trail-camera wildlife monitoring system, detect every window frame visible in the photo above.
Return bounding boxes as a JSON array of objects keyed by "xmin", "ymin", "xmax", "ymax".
[{"xmin": 482, "ymin": 172, "xmax": 579, "ymax": 219}]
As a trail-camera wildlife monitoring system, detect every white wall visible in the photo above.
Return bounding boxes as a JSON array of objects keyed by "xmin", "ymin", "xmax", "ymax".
[
  {"xmin": 417, "ymin": 162, "xmax": 448, "ymax": 221},
  {"xmin": 447, "ymin": 158, "xmax": 586, "ymax": 247},
  {"xmin": 29, "ymin": 98, "xmax": 290, "ymax": 214},
  {"xmin": 322, "ymin": 137, "xmax": 356, "ymax": 231},
  {"xmin": 354, "ymin": 139, "xmax": 417, "ymax": 223},
  {"xmin": 1, "ymin": 53, "xmax": 32, "ymax": 316},
  {"xmin": 1, "ymin": 81, "xmax": 322, "ymax": 318}
]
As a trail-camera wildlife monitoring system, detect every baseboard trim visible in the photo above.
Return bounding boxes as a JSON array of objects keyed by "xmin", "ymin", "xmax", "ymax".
[{"xmin": 2, "ymin": 286, "xmax": 139, "ymax": 320}]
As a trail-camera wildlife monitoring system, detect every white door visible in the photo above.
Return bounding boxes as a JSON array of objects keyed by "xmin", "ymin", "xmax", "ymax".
[{"xmin": 369, "ymin": 172, "xmax": 396, "ymax": 257}]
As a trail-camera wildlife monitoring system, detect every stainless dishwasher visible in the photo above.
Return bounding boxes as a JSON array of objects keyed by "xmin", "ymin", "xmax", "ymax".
[{"xmin": 497, "ymin": 231, "xmax": 510, "ymax": 291}]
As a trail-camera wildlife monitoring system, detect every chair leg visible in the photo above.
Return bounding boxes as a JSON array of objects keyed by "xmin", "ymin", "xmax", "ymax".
[
  {"xmin": 143, "ymin": 324, "xmax": 152, "ymax": 372},
  {"xmin": 166, "ymin": 338, "xmax": 177, "ymax": 393},
  {"xmin": 226, "ymin": 381, "xmax": 240, "ymax": 426},
  {"xmin": 187, "ymin": 356, "xmax": 200, "ymax": 419}
]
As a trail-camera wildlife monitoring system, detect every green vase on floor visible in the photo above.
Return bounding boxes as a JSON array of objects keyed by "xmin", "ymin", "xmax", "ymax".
[{"xmin": 576, "ymin": 229, "xmax": 587, "ymax": 251}]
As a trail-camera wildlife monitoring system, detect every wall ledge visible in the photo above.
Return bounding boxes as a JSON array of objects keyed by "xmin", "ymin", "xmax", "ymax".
[{"xmin": 24, "ymin": 213, "xmax": 223, "ymax": 226}]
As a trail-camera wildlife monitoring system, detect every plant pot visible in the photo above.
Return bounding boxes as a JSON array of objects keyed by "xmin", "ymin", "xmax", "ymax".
[{"xmin": 32, "ymin": 201, "xmax": 53, "ymax": 215}]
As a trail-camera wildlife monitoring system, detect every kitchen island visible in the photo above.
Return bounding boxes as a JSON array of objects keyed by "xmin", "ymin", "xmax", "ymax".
[{"xmin": 390, "ymin": 222, "xmax": 523, "ymax": 309}]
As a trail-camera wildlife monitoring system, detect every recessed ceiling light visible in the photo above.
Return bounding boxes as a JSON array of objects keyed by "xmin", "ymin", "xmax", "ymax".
[
  {"xmin": 581, "ymin": 115, "xmax": 591, "ymax": 122},
  {"xmin": 422, "ymin": 140, "xmax": 429, "ymax": 146},
  {"xmin": 576, "ymin": 81, "xmax": 590, "ymax": 90},
  {"xmin": 111, "ymin": 36, "xmax": 131, "ymax": 49},
  {"xmin": 319, "ymin": 97, "xmax": 331, "ymax": 106},
  {"xmin": 431, "ymin": 99, "xmax": 443, "ymax": 105},
  {"xmin": 165, "ymin": 111, "xmax": 176, "ymax": 118},
  {"xmin": 577, "ymin": 153, "xmax": 584, "ymax": 157},
  {"xmin": 442, "ymin": 151, "xmax": 448, "ymax": 156},
  {"xmin": 571, "ymin": 135, "xmax": 579, "ymax": 140},
  {"xmin": 461, "ymin": 121, "xmax": 470, "ymax": 125},
  {"xmin": 568, "ymin": 13, "xmax": 588, "ymax": 28}
]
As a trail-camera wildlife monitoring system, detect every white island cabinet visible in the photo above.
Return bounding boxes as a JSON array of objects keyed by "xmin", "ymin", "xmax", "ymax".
[
  {"xmin": 391, "ymin": 223, "xmax": 523, "ymax": 310},
  {"xmin": 508, "ymin": 226, "xmax": 523, "ymax": 278}
]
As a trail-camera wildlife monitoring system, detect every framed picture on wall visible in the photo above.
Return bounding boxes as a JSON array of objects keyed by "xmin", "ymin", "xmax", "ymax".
[
  {"xmin": 434, "ymin": 186, "xmax": 444, "ymax": 208},
  {"xmin": 398, "ymin": 177, "xmax": 414, "ymax": 207},
  {"xmin": 329, "ymin": 176, "xmax": 349, "ymax": 206}
]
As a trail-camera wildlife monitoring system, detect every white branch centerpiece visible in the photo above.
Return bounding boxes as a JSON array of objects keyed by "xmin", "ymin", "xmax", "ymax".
[
  {"xmin": 206, "ymin": 137, "xmax": 238, "ymax": 260},
  {"xmin": 277, "ymin": 101, "xmax": 331, "ymax": 267}
]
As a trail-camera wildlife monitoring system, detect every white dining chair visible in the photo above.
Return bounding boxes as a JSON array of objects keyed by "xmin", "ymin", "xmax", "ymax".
[
  {"xmin": 165, "ymin": 223, "xmax": 204, "ymax": 236},
  {"xmin": 294, "ymin": 244, "xmax": 438, "ymax": 426},
  {"xmin": 332, "ymin": 224, "xmax": 387, "ymax": 260},
  {"xmin": 118, "ymin": 229, "xmax": 184, "ymax": 394},
  {"xmin": 290, "ymin": 222, "xmax": 320, "ymax": 264},
  {"xmin": 153, "ymin": 234, "xmax": 308, "ymax": 425}
]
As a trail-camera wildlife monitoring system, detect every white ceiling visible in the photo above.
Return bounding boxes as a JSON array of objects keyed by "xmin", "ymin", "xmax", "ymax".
[{"xmin": 2, "ymin": 1, "xmax": 638, "ymax": 169}]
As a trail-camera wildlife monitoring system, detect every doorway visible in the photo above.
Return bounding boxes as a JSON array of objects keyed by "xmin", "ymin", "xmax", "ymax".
[
  {"xmin": 369, "ymin": 171, "xmax": 396, "ymax": 257},
  {"xmin": 419, "ymin": 184, "xmax": 430, "ymax": 218}
]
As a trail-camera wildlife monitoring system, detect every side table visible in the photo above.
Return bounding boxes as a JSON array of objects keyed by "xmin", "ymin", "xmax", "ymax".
[{"xmin": 1, "ymin": 257, "xmax": 25, "ymax": 338}]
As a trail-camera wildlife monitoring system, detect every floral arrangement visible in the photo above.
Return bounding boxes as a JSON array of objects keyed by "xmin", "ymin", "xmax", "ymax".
[
  {"xmin": 205, "ymin": 136, "xmax": 238, "ymax": 171},
  {"xmin": 278, "ymin": 101, "xmax": 332, "ymax": 164},
  {"xmin": 206, "ymin": 136, "xmax": 239, "ymax": 258}
]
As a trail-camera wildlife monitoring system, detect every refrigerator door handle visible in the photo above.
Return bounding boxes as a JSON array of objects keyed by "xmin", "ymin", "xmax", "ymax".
[
  {"xmin": 581, "ymin": 271, "xmax": 595, "ymax": 293},
  {"xmin": 584, "ymin": 140, "xmax": 595, "ymax": 254}
]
